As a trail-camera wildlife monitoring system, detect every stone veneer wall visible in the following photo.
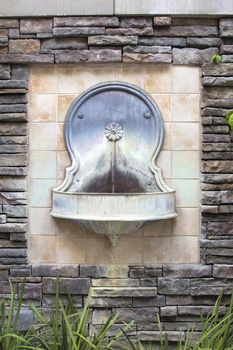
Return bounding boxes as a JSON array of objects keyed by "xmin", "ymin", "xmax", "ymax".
[{"xmin": 0, "ymin": 15, "xmax": 232, "ymax": 343}]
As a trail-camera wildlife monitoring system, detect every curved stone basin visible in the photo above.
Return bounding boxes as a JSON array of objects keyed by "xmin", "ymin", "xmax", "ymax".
[{"xmin": 51, "ymin": 191, "xmax": 177, "ymax": 246}]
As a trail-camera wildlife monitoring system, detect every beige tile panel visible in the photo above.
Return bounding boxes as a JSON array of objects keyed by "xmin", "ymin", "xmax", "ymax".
[
  {"xmin": 85, "ymin": 65, "xmax": 114, "ymax": 89},
  {"xmin": 57, "ymin": 235, "xmax": 86, "ymax": 263},
  {"xmin": 29, "ymin": 179, "xmax": 56, "ymax": 207},
  {"xmin": 156, "ymin": 150, "xmax": 172, "ymax": 179},
  {"xmin": 29, "ymin": 235, "xmax": 56, "ymax": 263},
  {"xmin": 29, "ymin": 123, "xmax": 57, "ymax": 151},
  {"xmin": 30, "ymin": 151, "xmax": 57, "ymax": 179},
  {"xmin": 171, "ymin": 123, "xmax": 200, "ymax": 150},
  {"xmin": 57, "ymin": 95, "xmax": 76, "ymax": 122},
  {"xmin": 172, "ymin": 66, "xmax": 200, "ymax": 94},
  {"xmin": 56, "ymin": 219, "xmax": 86, "ymax": 236},
  {"xmin": 86, "ymin": 236, "xmax": 114, "ymax": 264},
  {"xmin": 143, "ymin": 220, "xmax": 172, "ymax": 236},
  {"xmin": 29, "ymin": 66, "xmax": 58, "ymax": 93},
  {"xmin": 58, "ymin": 66, "xmax": 85, "ymax": 93},
  {"xmin": 114, "ymin": 235, "xmax": 143, "ymax": 264},
  {"xmin": 114, "ymin": 64, "xmax": 144, "ymax": 88},
  {"xmin": 143, "ymin": 236, "xmax": 199, "ymax": 263},
  {"xmin": 172, "ymin": 208, "xmax": 200, "ymax": 236},
  {"xmin": 28, "ymin": 94, "xmax": 57, "ymax": 122},
  {"xmin": 30, "ymin": 207, "xmax": 56, "ymax": 235},
  {"xmin": 152, "ymin": 94, "xmax": 171, "ymax": 122},
  {"xmin": 57, "ymin": 151, "xmax": 70, "ymax": 180},
  {"xmin": 144, "ymin": 65, "xmax": 172, "ymax": 94},
  {"xmin": 172, "ymin": 151, "xmax": 200, "ymax": 179},
  {"xmin": 172, "ymin": 94, "xmax": 200, "ymax": 122},
  {"xmin": 172, "ymin": 179, "xmax": 200, "ymax": 207},
  {"xmin": 57, "ymin": 123, "xmax": 65, "ymax": 150}
]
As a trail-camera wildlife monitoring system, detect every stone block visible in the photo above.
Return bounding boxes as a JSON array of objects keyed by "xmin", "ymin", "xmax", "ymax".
[
  {"xmin": 88, "ymin": 35, "xmax": 138, "ymax": 46},
  {"xmin": 191, "ymin": 285, "xmax": 232, "ymax": 296},
  {"xmin": 0, "ymin": 270, "xmax": 8, "ymax": 280},
  {"xmin": 18, "ymin": 309, "xmax": 34, "ymax": 331},
  {"xmin": 202, "ymin": 191, "xmax": 221, "ymax": 205},
  {"xmin": 160, "ymin": 306, "xmax": 177, "ymax": 317},
  {"xmin": 120, "ymin": 17, "xmax": 152, "ymax": 28},
  {"xmin": 55, "ymin": 49, "xmax": 121, "ymax": 63},
  {"xmin": 0, "ymin": 177, "xmax": 27, "ymax": 191},
  {"xmin": 10, "ymin": 233, "xmax": 27, "ymax": 241},
  {"xmin": 53, "ymin": 27, "xmax": 105, "ymax": 36},
  {"xmin": 11, "ymin": 65, "xmax": 29, "ymax": 80},
  {"xmin": 92, "ymin": 278, "xmax": 139, "ymax": 287},
  {"xmin": 0, "ymin": 154, "xmax": 27, "ymax": 167},
  {"xmin": 124, "ymin": 45, "xmax": 171, "ymax": 54},
  {"xmin": 0, "ymin": 64, "xmax": 10, "ymax": 79},
  {"xmin": 9, "ymin": 39, "xmax": 40, "ymax": 54},
  {"xmin": 133, "ymin": 295, "xmax": 165, "ymax": 307},
  {"xmin": 43, "ymin": 277, "xmax": 90, "ymax": 295},
  {"xmin": 20, "ymin": 19, "xmax": 52, "ymax": 34},
  {"xmin": 92, "ymin": 309, "xmax": 112, "ymax": 324},
  {"xmin": 163, "ymin": 265, "xmax": 212, "ymax": 278},
  {"xmin": 201, "ymin": 205, "xmax": 218, "ymax": 214},
  {"xmin": 221, "ymin": 45, "xmax": 233, "ymax": 53},
  {"xmin": 10, "ymin": 268, "xmax": 31, "ymax": 277},
  {"xmin": 106, "ymin": 27, "xmax": 153, "ymax": 35},
  {"xmin": 154, "ymin": 17, "xmax": 171, "ymax": 26},
  {"xmin": 202, "ymin": 160, "xmax": 233, "ymax": 173},
  {"xmin": 0, "ymin": 280, "xmax": 10, "ymax": 293},
  {"xmin": 19, "ymin": 283, "xmax": 42, "ymax": 300},
  {"xmin": 203, "ymin": 63, "xmax": 233, "ymax": 76},
  {"xmin": 41, "ymin": 38, "xmax": 87, "ymax": 51},
  {"xmin": 222, "ymin": 55, "xmax": 233, "ymax": 63},
  {"xmin": 92, "ymin": 287, "xmax": 157, "ymax": 298},
  {"xmin": 116, "ymin": 307, "xmax": 159, "ymax": 323},
  {"xmin": 0, "ymin": 214, "xmax": 6, "ymax": 223},
  {"xmin": 219, "ymin": 18, "xmax": 233, "ymax": 37},
  {"xmin": 173, "ymin": 47, "xmax": 218, "ymax": 64},
  {"xmin": 90, "ymin": 297, "xmax": 132, "ymax": 308},
  {"xmin": 139, "ymin": 36, "xmax": 186, "ymax": 47},
  {"xmin": 80, "ymin": 265, "xmax": 129, "ymax": 278},
  {"xmin": 0, "ymin": 248, "xmax": 26, "ymax": 258},
  {"xmin": 0, "ymin": 95, "xmax": 27, "ymax": 104},
  {"xmin": 0, "ymin": 19, "xmax": 19, "ymax": 28},
  {"xmin": 0, "ymin": 79, "xmax": 28, "ymax": 90},
  {"xmin": 123, "ymin": 52, "xmax": 171, "ymax": 63},
  {"xmin": 0, "ymin": 135, "xmax": 27, "ymax": 144},
  {"xmin": 0, "ymin": 54, "xmax": 54, "ymax": 64},
  {"xmin": 9, "ymin": 28, "xmax": 20, "ymax": 38},
  {"xmin": 213, "ymin": 264, "xmax": 233, "ymax": 278},
  {"xmin": 178, "ymin": 306, "xmax": 214, "ymax": 316},
  {"xmin": 187, "ymin": 37, "xmax": 222, "ymax": 47},
  {"xmin": 203, "ymin": 76, "xmax": 233, "ymax": 87},
  {"xmin": 0, "ymin": 223, "xmax": 26, "ymax": 233},
  {"xmin": 54, "ymin": 16, "xmax": 119, "ymax": 27},
  {"xmin": 158, "ymin": 278, "xmax": 190, "ymax": 295},
  {"xmin": 2, "ymin": 205, "xmax": 27, "ymax": 217},
  {"xmin": 154, "ymin": 25, "xmax": 218, "ymax": 37}
]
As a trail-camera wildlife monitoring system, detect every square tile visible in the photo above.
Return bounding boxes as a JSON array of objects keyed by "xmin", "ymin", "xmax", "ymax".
[
  {"xmin": 152, "ymin": 94, "xmax": 171, "ymax": 121},
  {"xmin": 172, "ymin": 66, "xmax": 200, "ymax": 94},
  {"xmin": 172, "ymin": 208, "xmax": 200, "ymax": 236},
  {"xmin": 58, "ymin": 95, "xmax": 76, "ymax": 122},
  {"xmin": 172, "ymin": 151, "xmax": 200, "ymax": 179},
  {"xmin": 29, "ymin": 235, "xmax": 56, "ymax": 263},
  {"xmin": 58, "ymin": 66, "xmax": 85, "ymax": 93},
  {"xmin": 172, "ymin": 95, "xmax": 200, "ymax": 122},
  {"xmin": 144, "ymin": 65, "xmax": 172, "ymax": 94},
  {"xmin": 114, "ymin": 64, "xmax": 143, "ymax": 88},
  {"xmin": 29, "ymin": 179, "xmax": 56, "ymax": 207},
  {"xmin": 143, "ymin": 220, "xmax": 172, "ymax": 236},
  {"xmin": 143, "ymin": 237, "xmax": 170, "ymax": 263},
  {"xmin": 28, "ymin": 94, "xmax": 57, "ymax": 122},
  {"xmin": 171, "ymin": 123, "xmax": 200, "ymax": 150},
  {"xmin": 29, "ymin": 65, "xmax": 58, "ymax": 93},
  {"xmin": 156, "ymin": 150, "xmax": 172, "ymax": 179},
  {"xmin": 57, "ymin": 151, "xmax": 70, "ymax": 180},
  {"xmin": 57, "ymin": 235, "xmax": 86, "ymax": 263},
  {"xmin": 29, "ymin": 207, "xmax": 56, "ymax": 235},
  {"xmin": 30, "ymin": 151, "xmax": 56, "ymax": 179},
  {"xmin": 172, "ymin": 179, "xmax": 200, "ymax": 207},
  {"xmin": 86, "ymin": 236, "xmax": 114, "ymax": 264},
  {"xmin": 114, "ymin": 236, "xmax": 143, "ymax": 264},
  {"xmin": 85, "ymin": 65, "xmax": 114, "ymax": 89},
  {"xmin": 56, "ymin": 219, "xmax": 86, "ymax": 236},
  {"xmin": 168, "ymin": 236, "xmax": 200, "ymax": 263},
  {"xmin": 29, "ymin": 123, "xmax": 57, "ymax": 150}
]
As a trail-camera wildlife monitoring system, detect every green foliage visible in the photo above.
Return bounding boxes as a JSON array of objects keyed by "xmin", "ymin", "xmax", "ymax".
[
  {"xmin": 226, "ymin": 110, "xmax": 233, "ymax": 131},
  {"xmin": 212, "ymin": 54, "xmax": 222, "ymax": 63},
  {"xmin": 0, "ymin": 280, "xmax": 233, "ymax": 350}
]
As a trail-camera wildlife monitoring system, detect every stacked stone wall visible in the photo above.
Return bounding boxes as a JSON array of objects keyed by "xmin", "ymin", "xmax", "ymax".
[{"xmin": 0, "ymin": 15, "xmax": 232, "ymax": 341}]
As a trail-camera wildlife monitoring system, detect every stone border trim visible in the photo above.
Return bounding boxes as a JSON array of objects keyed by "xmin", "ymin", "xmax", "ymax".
[{"xmin": 0, "ymin": 0, "xmax": 233, "ymax": 17}]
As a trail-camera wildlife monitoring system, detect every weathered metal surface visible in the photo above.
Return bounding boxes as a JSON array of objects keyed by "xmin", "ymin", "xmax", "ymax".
[{"xmin": 51, "ymin": 82, "xmax": 176, "ymax": 245}]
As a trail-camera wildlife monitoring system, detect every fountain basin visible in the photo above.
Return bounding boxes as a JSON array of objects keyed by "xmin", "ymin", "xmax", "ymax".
[{"xmin": 51, "ymin": 191, "xmax": 177, "ymax": 246}]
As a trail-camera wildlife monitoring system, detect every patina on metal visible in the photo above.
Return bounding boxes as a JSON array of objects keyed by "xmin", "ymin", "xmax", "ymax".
[{"xmin": 51, "ymin": 82, "xmax": 176, "ymax": 246}]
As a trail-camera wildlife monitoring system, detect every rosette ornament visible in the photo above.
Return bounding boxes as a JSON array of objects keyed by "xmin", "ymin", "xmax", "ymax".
[{"xmin": 105, "ymin": 122, "xmax": 123, "ymax": 142}]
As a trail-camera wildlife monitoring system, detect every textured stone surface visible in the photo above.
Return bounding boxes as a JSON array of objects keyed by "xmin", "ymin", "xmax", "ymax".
[
  {"xmin": 9, "ymin": 39, "xmax": 40, "ymax": 53},
  {"xmin": 123, "ymin": 52, "xmax": 171, "ymax": 63},
  {"xmin": 139, "ymin": 36, "xmax": 186, "ymax": 47},
  {"xmin": 219, "ymin": 18, "xmax": 233, "ymax": 37},
  {"xmin": 41, "ymin": 37, "xmax": 87, "ymax": 51},
  {"xmin": 53, "ymin": 27, "xmax": 105, "ymax": 37},
  {"xmin": 158, "ymin": 279, "xmax": 190, "ymax": 295},
  {"xmin": 187, "ymin": 37, "xmax": 222, "ymax": 48},
  {"xmin": 20, "ymin": 19, "xmax": 52, "ymax": 34},
  {"xmin": 55, "ymin": 49, "xmax": 121, "ymax": 63},
  {"xmin": 54, "ymin": 16, "xmax": 119, "ymax": 27},
  {"xmin": 173, "ymin": 48, "xmax": 218, "ymax": 64},
  {"xmin": 43, "ymin": 277, "xmax": 90, "ymax": 294},
  {"xmin": 154, "ymin": 26, "xmax": 218, "ymax": 37},
  {"xmin": 88, "ymin": 35, "xmax": 138, "ymax": 46},
  {"xmin": 92, "ymin": 287, "xmax": 157, "ymax": 297},
  {"xmin": 154, "ymin": 17, "xmax": 171, "ymax": 26},
  {"xmin": 120, "ymin": 17, "xmax": 152, "ymax": 28},
  {"xmin": 0, "ymin": 64, "xmax": 10, "ymax": 79},
  {"xmin": 163, "ymin": 265, "xmax": 212, "ymax": 278}
]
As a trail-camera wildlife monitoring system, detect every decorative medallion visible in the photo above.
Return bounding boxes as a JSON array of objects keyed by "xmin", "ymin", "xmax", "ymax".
[{"xmin": 105, "ymin": 122, "xmax": 123, "ymax": 142}]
